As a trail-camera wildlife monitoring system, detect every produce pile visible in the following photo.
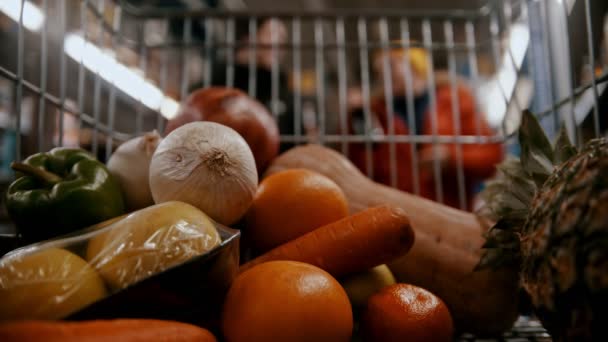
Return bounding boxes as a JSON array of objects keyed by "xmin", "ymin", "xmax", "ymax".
[{"xmin": 0, "ymin": 87, "xmax": 606, "ymax": 342}]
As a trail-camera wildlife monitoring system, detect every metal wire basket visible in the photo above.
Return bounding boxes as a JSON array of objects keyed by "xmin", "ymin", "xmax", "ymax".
[{"xmin": 0, "ymin": 0, "xmax": 607, "ymax": 340}]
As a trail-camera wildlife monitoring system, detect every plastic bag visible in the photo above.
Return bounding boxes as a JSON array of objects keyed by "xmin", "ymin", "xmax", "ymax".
[{"xmin": 0, "ymin": 201, "xmax": 240, "ymax": 324}]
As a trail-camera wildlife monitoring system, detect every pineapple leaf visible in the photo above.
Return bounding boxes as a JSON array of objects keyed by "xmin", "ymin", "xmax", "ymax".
[
  {"xmin": 554, "ymin": 125, "xmax": 578, "ymax": 164},
  {"xmin": 477, "ymin": 219, "xmax": 522, "ymax": 270},
  {"xmin": 485, "ymin": 188, "xmax": 528, "ymax": 212},
  {"xmin": 475, "ymin": 248, "xmax": 520, "ymax": 270},
  {"xmin": 530, "ymin": 172, "xmax": 552, "ymax": 188},
  {"xmin": 496, "ymin": 162, "xmax": 536, "ymax": 204},
  {"xmin": 491, "ymin": 217, "xmax": 526, "ymax": 231},
  {"xmin": 478, "ymin": 157, "xmax": 534, "ymax": 222},
  {"xmin": 482, "ymin": 229, "xmax": 519, "ymax": 249},
  {"xmin": 504, "ymin": 209, "xmax": 528, "ymax": 221},
  {"xmin": 519, "ymin": 110, "xmax": 554, "ymax": 186}
]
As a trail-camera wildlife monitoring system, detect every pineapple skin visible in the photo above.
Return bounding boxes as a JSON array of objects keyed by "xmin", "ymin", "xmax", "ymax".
[{"xmin": 521, "ymin": 138, "xmax": 608, "ymax": 341}]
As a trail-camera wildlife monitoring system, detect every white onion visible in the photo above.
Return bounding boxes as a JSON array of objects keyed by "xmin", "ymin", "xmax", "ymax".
[
  {"xmin": 107, "ymin": 131, "xmax": 161, "ymax": 211},
  {"xmin": 149, "ymin": 121, "xmax": 258, "ymax": 225}
]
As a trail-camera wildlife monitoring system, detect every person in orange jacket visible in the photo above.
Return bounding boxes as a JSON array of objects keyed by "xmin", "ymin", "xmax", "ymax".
[{"xmin": 347, "ymin": 45, "xmax": 503, "ymax": 210}]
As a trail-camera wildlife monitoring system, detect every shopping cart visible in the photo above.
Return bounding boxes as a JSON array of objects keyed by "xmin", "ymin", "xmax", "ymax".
[{"xmin": 0, "ymin": 0, "xmax": 606, "ymax": 340}]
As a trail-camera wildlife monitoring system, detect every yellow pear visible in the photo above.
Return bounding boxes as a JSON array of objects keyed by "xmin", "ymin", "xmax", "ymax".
[{"xmin": 341, "ymin": 264, "xmax": 396, "ymax": 308}]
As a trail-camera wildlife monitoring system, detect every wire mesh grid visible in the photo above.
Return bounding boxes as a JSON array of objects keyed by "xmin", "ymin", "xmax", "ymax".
[
  {"xmin": 1, "ymin": 0, "xmax": 605, "ymax": 210},
  {"xmin": 0, "ymin": 0, "xmax": 607, "ymax": 339}
]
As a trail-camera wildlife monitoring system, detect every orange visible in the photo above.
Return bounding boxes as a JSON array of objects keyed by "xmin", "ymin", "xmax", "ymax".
[
  {"xmin": 362, "ymin": 283, "xmax": 454, "ymax": 342},
  {"xmin": 221, "ymin": 260, "xmax": 353, "ymax": 342},
  {"xmin": 246, "ymin": 168, "xmax": 349, "ymax": 251}
]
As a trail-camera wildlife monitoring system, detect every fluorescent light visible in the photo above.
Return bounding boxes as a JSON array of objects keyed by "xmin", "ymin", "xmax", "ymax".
[
  {"xmin": 160, "ymin": 97, "xmax": 180, "ymax": 120},
  {"xmin": 0, "ymin": 0, "xmax": 44, "ymax": 32},
  {"xmin": 64, "ymin": 33, "xmax": 179, "ymax": 119}
]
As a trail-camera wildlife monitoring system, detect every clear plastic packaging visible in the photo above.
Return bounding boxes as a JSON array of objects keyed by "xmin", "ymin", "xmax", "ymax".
[{"xmin": 0, "ymin": 201, "xmax": 240, "ymax": 326}]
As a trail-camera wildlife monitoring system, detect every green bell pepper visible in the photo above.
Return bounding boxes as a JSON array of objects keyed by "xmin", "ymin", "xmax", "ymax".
[{"xmin": 6, "ymin": 147, "xmax": 125, "ymax": 242}]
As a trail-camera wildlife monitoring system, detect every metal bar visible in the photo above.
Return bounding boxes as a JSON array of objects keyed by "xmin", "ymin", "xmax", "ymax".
[
  {"xmin": 76, "ymin": 0, "xmax": 89, "ymax": 148},
  {"xmin": 58, "ymin": 0, "xmax": 67, "ymax": 147},
  {"xmin": 535, "ymin": 72, "xmax": 608, "ymax": 118},
  {"xmin": 465, "ymin": 20, "xmax": 482, "ymax": 137},
  {"xmin": 379, "ymin": 18, "xmax": 397, "ymax": 188},
  {"xmin": 157, "ymin": 18, "xmax": 168, "ymax": 134},
  {"xmin": 143, "ymin": 40, "xmax": 486, "ymax": 52},
  {"xmin": 118, "ymin": 3, "xmax": 483, "ymax": 20},
  {"xmin": 106, "ymin": 91, "xmax": 117, "ymax": 160},
  {"xmin": 248, "ymin": 17, "xmax": 258, "ymax": 98},
  {"xmin": 422, "ymin": 19, "xmax": 443, "ymax": 204},
  {"xmin": 37, "ymin": 0, "xmax": 48, "ymax": 152},
  {"xmin": 502, "ymin": 0, "xmax": 523, "ymax": 118},
  {"xmin": 489, "ymin": 11, "xmax": 510, "ymax": 137},
  {"xmin": 92, "ymin": 0, "xmax": 106, "ymax": 156},
  {"xmin": 445, "ymin": 20, "xmax": 467, "ymax": 210},
  {"xmin": 504, "ymin": 0, "xmax": 513, "ymax": 29},
  {"xmin": 136, "ymin": 20, "xmax": 148, "ymax": 135},
  {"xmin": 583, "ymin": 0, "xmax": 601, "ymax": 138},
  {"xmin": 278, "ymin": 134, "xmax": 504, "ymax": 144},
  {"xmin": 559, "ymin": 0, "xmax": 579, "ymax": 145},
  {"xmin": 181, "ymin": 18, "xmax": 192, "ymax": 101},
  {"xmin": 14, "ymin": 0, "xmax": 25, "ymax": 161},
  {"xmin": 358, "ymin": 17, "xmax": 374, "ymax": 178},
  {"xmin": 203, "ymin": 19, "xmax": 214, "ymax": 88},
  {"xmin": 314, "ymin": 18, "xmax": 326, "ymax": 145},
  {"xmin": 336, "ymin": 17, "xmax": 349, "ymax": 155},
  {"xmin": 399, "ymin": 19, "xmax": 421, "ymax": 195},
  {"xmin": 225, "ymin": 18, "xmax": 235, "ymax": 89},
  {"xmin": 272, "ymin": 18, "xmax": 281, "ymax": 120},
  {"xmin": 106, "ymin": 4, "xmax": 121, "ymax": 161},
  {"xmin": 292, "ymin": 17, "xmax": 302, "ymax": 140},
  {"xmin": 540, "ymin": 0, "xmax": 559, "ymax": 133}
]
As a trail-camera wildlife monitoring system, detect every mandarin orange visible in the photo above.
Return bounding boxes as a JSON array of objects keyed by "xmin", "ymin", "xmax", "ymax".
[
  {"xmin": 245, "ymin": 168, "xmax": 349, "ymax": 251},
  {"xmin": 362, "ymin": 283, "xmax": 454, "ymax": 342},
  {"xmin": 222, "ymin": 260, "xmax": 353, "ymax": 342}
]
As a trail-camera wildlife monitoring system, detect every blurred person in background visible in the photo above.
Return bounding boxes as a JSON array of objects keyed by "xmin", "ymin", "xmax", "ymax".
[
  {"xmin": 190, "ymin": 18, "xmax": 300, "ymax": 152},
  {"xmin": 347, "ymin": 44, "xmax": 503, "ymax": 210}
]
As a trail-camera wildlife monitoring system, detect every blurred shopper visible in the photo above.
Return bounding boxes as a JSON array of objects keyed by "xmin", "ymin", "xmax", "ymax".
[
  {"xmin": 190, "ymin": 18, "xmax": 298, "ymax": 152},
  {"xmin": 348, "ymin": 44, "xmax": 503, "ymax": 210}
]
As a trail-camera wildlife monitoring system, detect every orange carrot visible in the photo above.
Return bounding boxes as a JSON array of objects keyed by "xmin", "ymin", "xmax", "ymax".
[
  {"xmin": 0, "ymin": 319, "xmax": 217, "ymax": 342},
  {"xmin": 240, "ymin": 205, "xmax": 414, "ymax": 277}
]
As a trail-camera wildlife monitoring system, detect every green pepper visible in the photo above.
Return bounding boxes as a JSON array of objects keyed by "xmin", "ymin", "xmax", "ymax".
[{"xmin": 6, "ymin": 147, "xmax": 125, "ymax": 242}]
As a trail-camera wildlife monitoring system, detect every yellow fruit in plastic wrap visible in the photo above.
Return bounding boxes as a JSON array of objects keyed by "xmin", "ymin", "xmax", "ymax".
[
  {"xmin": 0, "ymin": 248, "xmax": 107, "ymax": 320},
  {"xmin": 340, "ymin": 264, "xmax": 396, "ymax": 308},
  {"xmin": 87, "ymin": 201, "xmax": 221, "ymax": 290}
]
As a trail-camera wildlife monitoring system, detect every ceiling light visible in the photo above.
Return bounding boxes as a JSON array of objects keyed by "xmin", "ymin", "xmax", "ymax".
[
  {"xmin": 64, "ymin": 33, "xmax": 178, "ymax": 119},
  {"xmin": 0, "ymin": 0, "xmax": 44, "ymax": 32}
]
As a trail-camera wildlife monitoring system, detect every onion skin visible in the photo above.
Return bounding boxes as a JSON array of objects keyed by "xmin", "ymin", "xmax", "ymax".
[
  {"xmin": 107, "ymin": 131, "xmax": 161, "ymax": 211},
  {"xmin": 165, "ymin": 87, "xmax": 279, "ymax": 173},
  {"xmin": 150, "ymin": 122, "xmax": 258, "ymax": 226}
]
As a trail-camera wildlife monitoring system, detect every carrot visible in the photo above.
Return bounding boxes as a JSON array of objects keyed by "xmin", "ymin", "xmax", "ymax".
[
  {"xmin": 240, "ymin": 205, "xmax": 414, "ymax": 277},
  {"xmin": 265, "ymin": 144, "xmax": 520, "ymax": 335},
  {"xmin": 0, "ymin": 319, "xmax": 217, "ymax": 342}
]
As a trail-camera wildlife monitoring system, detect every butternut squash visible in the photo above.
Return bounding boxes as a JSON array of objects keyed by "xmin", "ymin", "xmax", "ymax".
[{"xmin": 265, "ymin": 144, "xmax": 519, "ymax": 335}]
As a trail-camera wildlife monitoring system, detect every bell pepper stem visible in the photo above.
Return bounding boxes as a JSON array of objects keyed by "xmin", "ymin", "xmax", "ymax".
[{"xmin": 11, "ymin": 162, "xmax": 62, "ymax": 185}]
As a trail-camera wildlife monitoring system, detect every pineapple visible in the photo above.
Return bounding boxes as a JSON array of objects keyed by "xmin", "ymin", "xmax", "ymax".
[{"xmin": 478, "ymin": 110, "xmax": 608, "ymax": 341}]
